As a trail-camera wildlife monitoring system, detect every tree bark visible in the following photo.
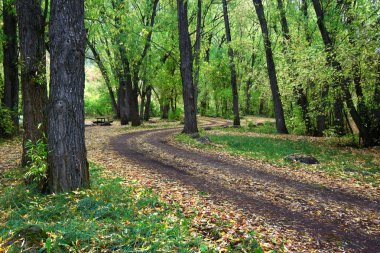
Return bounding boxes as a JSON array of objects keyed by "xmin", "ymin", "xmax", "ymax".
[
  {"xmin": 222, "ymin": 0, "xmax": 240, "ymax": 126},
  {"xmin": 253, "ymin": 0, "xmax": 288, "ymax": 133},
  {"xmin": 47, "ymin": 0, "xmax": 89, "ymax": 193},
  {"xmin": 177, "ymin": 0, "xmax": 198, "ymax": 134},
  {"xmin": 2, "ymin": 0, "xmax": 19, "ymax": 131},
  {"xmin": 144, "ymin": 86, "xmax": 152, "ymax": 121},
  {"xmin": 17, "ymin": 0, "xmax": 48, "ymax": 166}
]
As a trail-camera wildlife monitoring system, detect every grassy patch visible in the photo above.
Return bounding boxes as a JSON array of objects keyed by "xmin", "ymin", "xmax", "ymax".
[
  {"xmin": 0, "ymin": 166, "xmax": 203, "ymax": 252},
  {"xmin": 0, "ymin": 165, "xmax": 264, "ymax": 252},
  {"xmin": 176, "ymin": 134, "xmax": 380, "ymax": 185}
]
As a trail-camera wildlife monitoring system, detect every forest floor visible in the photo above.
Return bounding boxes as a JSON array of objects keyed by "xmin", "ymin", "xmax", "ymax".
[
  {"xmin": 104, "ymin": 117, "xmax": 379, "ymax": 252},
  {"xmin": 1, "ymin": 117, "xmax": 379, "ymax": 252}
]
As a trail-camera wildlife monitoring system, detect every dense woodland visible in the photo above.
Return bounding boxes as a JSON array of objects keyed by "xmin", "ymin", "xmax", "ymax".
[
  {"xmin": 0, "ymin": 0, "xmax": 380, "ymax": 251},
  {"xmin": 0, "ymin": 0, "xmax": 379, "ymax": 191}
]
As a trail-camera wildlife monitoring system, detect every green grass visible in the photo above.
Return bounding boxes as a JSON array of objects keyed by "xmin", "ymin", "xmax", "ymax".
[
  {"xmin": 176, "ymin": 134, "xmax": 380, "ymax": 186},
  {"xmin": 0, "ymin": 165, "xmax": 264, "ymax": 252},
  {"xmin": 0, "ymin": 166, "xmax": 204, "ymax": 252}
]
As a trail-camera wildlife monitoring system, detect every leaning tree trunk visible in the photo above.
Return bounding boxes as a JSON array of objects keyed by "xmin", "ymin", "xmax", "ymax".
[
  {"xmin": 87, "ymin": 41, "xmax": 119, "ymax": 117},
  {"xmin": 311, "ymin": 0, "xmax": 372, "ymax": 146},
  {"xmin": 17, "ymin": 0, "xmax": 48, "ymax": 166},
  {"xmin": 177, "ymin": 0, "xmax": 198, "ymax": 134},
  {"xmin": 253, "ymin": 0, "xmax": 288, "ymax": 134},
  {"xmin": 2, "ymin": 0, "xmax": 19, "ymax": 132},
  {"xmin": 47, "ymin": 0, "xmax": 89, "ymax": 193},
  {"xmin": 222, "ymin": 0, "xmax": 240, "ymax": 126}
]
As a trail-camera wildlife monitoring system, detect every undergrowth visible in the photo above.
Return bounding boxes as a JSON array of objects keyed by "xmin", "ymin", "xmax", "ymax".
[
  {"xmin": 0, "ymin": 165, "xmax": 264, "ymax": 252},
  {"xmin": 176, "ymin": 133, "xmax": 380, "ymax": 186}
]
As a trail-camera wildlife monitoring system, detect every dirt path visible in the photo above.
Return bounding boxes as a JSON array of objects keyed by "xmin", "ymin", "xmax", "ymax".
[{"xmin": 110, "ymin": 121, "xmax": 380, "ymax": 252}]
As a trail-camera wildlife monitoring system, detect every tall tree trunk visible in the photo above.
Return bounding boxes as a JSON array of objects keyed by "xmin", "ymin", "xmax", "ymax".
[
  {"xmin": 311, "ymin": 0, "xmax": 373, "ymax": 146},
  {"xmin": 177, "ymin": 0, "xmax": 198, "ymax": 134},
  {"xmin": 47, "ymin": 0, "xmax": 89, "ymax": 192},
  {"xmin": 17, "ymin": 0, "xmax": 48, "ymax": 166},
  {"xmin": 276, "ymin": 0, "xmax": 290, "ymax": 43},
  {"xmin": 140, "ymin": 83, "xmax": 146, "ymax": 120},
  {"xmin": 222, "ymin": 0, "xmax": 240, "ymax": 126},
  {"xmin": 87, "ymin": 41, "xmax": 119, "ymax": 118},
  {"xmin": 2, "ymin": 0, "xmax": 19, "ymax": 132},
  {"xmin": 193, "ymin": 0, "xmax": 202, "ymax": 114},
  {"xmin": 144, "ymin": 86, "xmax": 152, "ymax": 121},
  {"xmin": 253, "ymin": 0, "xmax": 288, "ymax": 133},
  {"xmin": 118, "ymin": 46, "xmax": 134, "ymax": 125}
]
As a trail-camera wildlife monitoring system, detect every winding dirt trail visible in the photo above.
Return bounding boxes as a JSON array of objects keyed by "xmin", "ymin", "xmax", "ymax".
[{"xmin": 110, "ymin": 119, "xmax": 380, "ymax": 252}]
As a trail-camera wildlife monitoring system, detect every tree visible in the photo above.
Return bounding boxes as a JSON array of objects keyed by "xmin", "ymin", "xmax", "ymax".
[
  {"xmin": 252, "ymin": 0, "xmax": 288, "ymax": 134},
  {"xmin": 47, "ymin": 0, "xmax": 89, "ymax": 192},
  {"xmin": 17, "ymin": 0, "xmax": 48, "ymax": 166},
  {"xmin": 311, "ymin": 0, "xmax": 373, "ymax": 146},
  {"xmin": 222, "ymin": 0, "xmax": 240, "ymax": 126},
  {"xmin": 177, "ymin": 0, "xmax": 198, "ymax": 134},
  {"xmin": 2, "ymin": 0, "xmax": 19, "ymax": 132}
]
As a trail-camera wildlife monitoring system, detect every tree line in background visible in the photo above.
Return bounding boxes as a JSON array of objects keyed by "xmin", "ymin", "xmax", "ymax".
[
  {"xmin": 0, "ymin": 0, "xmax": 379, "ymax": 192},
  {"xmin": 85, "ymin": 0, "xmax": 379, "ymax": 145}
]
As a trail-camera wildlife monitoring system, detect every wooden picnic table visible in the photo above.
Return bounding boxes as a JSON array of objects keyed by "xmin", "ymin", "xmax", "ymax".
[{"xmin": 92, "ymin": 118, "xmax": 113, "ymax": 126}]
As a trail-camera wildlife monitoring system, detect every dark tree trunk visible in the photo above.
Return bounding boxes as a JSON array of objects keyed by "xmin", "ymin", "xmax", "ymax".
[
  {"xmin": 259, "ymin": 97, "xmax": 264, "ymax": 115},
  {"xmin": 2, "ymin": 0, "xmax": 19, "ymax": 131},
  {"xmin": 118, "ymin": 77, "xmax": 129, "ymax": 125},
  {"xmin": 253, "ymin": 0, "xmax": 288, "ymax": 134},
  {"xmin": 301, "ymin": 0, "xmax": 312, "ymax": 44},
  {"xmin": 177, "ymin": 0, "xmax": 198, "ymax": 134},
  {"xmin": 333, "ymin": 96, "xmax": 345, "ymax": 136},
  {"xmin": 17, "ymin": 0, "xmax": 48, "ymax": 166},
  {"xmin": 222, "ymin": 0, "xmax": 240, "ymax": 126},
  {"xmin": 144, "ymin": 86, "xmax": 152, "ymax": 121},
  {"xmin": 161, "ymin": 103, "xmax": 169, "ymax": 119},
  {"xmin": 294, "ymin": 87, "xmax": 314, "ymax": 135},
  {"xmin": 47, "ymin": 0, "xmax": 89, "ymax": 193},
  {"xmin": 193, "ymin": 0, "xmax": 202, "ymax": 114},
  {"xmin": 139, "ymin": 83, "xmax": 146, "ymax": 120},
  {"xmin": 276, "ymin": 0, "xmax": 290, "ymax": 42},
  {"xmin": 311, "ymin": 0, "xmax": 373, "ymax": 146},
  {"xmin": 87, "ymin": 41, "xmax": 119, "ymax": 117}
]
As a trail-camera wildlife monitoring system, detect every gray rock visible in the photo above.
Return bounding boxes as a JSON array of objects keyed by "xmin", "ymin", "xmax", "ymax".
[
  {"xmin": 198, "ymin": 136, "xmax": 211, "ymax": 145},
  {"xmin": 256, "ymin": 122, "xmax": 264, "ymax": 126},
  {"xmin": 222, "ymin": 125, "xmax": 229, "ymax": 129},
  {"xmin": 285, "ymin": 154, "xmax": 319, "ymax": 164},
  {"xmin": 204, "ymin": 126, "xmax": 213, "ymax": 131}
]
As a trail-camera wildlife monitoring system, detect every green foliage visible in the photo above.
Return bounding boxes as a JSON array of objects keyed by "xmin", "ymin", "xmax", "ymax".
[
  {"xmin": 0, "ymin": 105, "xmax": 16, "ymax": 138},
  {"xmin": 0, "ymin": 165, "xmax": 263, "ymax": 252},
  {"xmin": 176, "ymin": 133, "xmax": 380, "ymax": 185},
  {"xmin": 24, "ymin": 137, "xmax": 47, "ymax": 185},
  {"xmin": 169, "ymin": 108, "xmax": 183, "ymax": 121}
]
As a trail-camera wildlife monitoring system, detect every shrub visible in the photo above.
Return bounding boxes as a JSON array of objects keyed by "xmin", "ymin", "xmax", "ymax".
[
  {"xmin": 0, "ymin": 105, "xmax": 16, "ymax": 138},
  {"xmin": 169, "ymin": 108, "xmax": 183, "ymax": 121},
  {"xmin": 24, "ymin": 137, "xmax": 48, "ymax": 189}
]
